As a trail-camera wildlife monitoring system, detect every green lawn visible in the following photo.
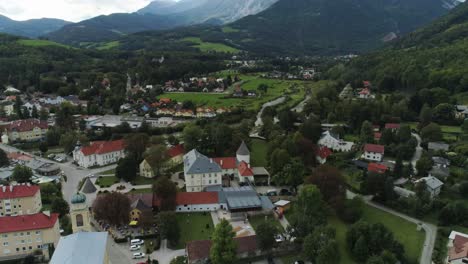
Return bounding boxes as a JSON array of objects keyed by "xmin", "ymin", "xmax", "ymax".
[
  {"xmin": 17, "ymin": 39, "xmax": 69, "ymax": 48},
  {"xmin": 281, "ymin": 254, "xmax": 301, "ymax": 264},
  {"xmin": 99, "ymin": 168, "xmax": 116, "ymax": 176},
  {"xmin": 328, "ymin": 216, "xmax": 356, "ymax": 264},
  {"xmin": 183, "ymin": 37, "xmax": 240, "ymax": 53},
  {"xmin": 248, "ymin": 214, "xmax": 284, "ymax": 232},
  {"xmin": 176, "ymin": 213, "xmax": 214, "ymax": 249},
  {"xmin": 95, "ymin": 176, "xmax": 119, "ymax": 187},
  {"xmin": 133, "ymin": 176, "xmax": 156, "ymax": 185},
  {"xmin": 128, "ymin": 188, "xmax": 152, "ymax": 194},
  {"xmin": 222, "ymin": 26, "xmax": 240, "ymax": 33},
  {"xmin": 96, "ymin": 41, "xmax": 120, "ymax": 50},
  {"xmin": 250, "ymin": 139, "xmax": 268, "ymax": 167},
  {"xmin": 362, "ymin": 205, "xmax": 425, "ymax": 263}
]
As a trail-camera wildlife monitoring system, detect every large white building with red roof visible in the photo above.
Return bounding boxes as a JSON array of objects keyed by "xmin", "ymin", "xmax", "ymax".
[
  {"xmin": 1, "ymin": 119, "xmax": 48, "ymax": 143},
  {"xmin": 0, "ymin": 184, "xmax": 42, "ymax": 217},
  {"xmin": 0, "ymin": 212, "xmax": 60, "ymax": 261},
  {"xmin": 73, "ymin": 139, "xmax": 126, "ymax": 168}
]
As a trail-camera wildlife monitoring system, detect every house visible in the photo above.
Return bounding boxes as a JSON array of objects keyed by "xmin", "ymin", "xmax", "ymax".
[
  {"xmin": 4, "ymin": 119, "xmax": 48, "ymax": 142},
  {"xmin": 139, "ymin": 159, "xmax": 155, "ymax": 178},
  {"xmin": 50, "ymin": 232, "xmax": 109, "ymax": 264},
  {"xmin": 168, "ymin": 144, "xmax": 185, "ymax": 165},
  {"xmin": 274, "ymin": 200, "xmax": 291, "ymax": 212},
  {"xmin": 318, "ymin": 131, "xmax": 354, "ymax": 152},
  {"xmin": 174, "ymin": 192, "xmax": 221, "ymax": 212},
  {"xmin": 186, "ymin": 235, "xmax": 259, "ymax": 264},
  {"xmin": 368, "ymin": 163, "xmax": 388, "ymax": 174},
  {"xmin": 237, "ymin": 161, "xmax": 254, "ymax": 183},
  {"xmin": 22, "ymin": 102, "xmax": 42, "ymax": 115},
  {"xmin": 0, "ymin": 184, "xmax": 42, "ymax": 216},
  {"xmin": 363, "ymin": 144, "xmax": 385, "ymax": 162},
  {"xmin": 393, "ymin": 186, "xmax": 415, "ymax": 198},
  {"xmin": 428, "ymin": 142, "xmax": 450, "ymax": 152},
  {"xmin": 129, "ymin": 198, "xmax": 152, "ymax": 222},
  {"xmin": 417, "ymin": 176, "xmax": 444, "ymax": 198},
  {"xmin": 0, "ymin": 101, "xmax": 14, "ymax": 116},
  {"xmin": 25, "ymin": 159, "xmax": 61, "ymax": 176},
  {"xmin": 432, "ymin": 156, "xmax": 450, "ymax": 168},
  {"xmin": 183, "ymin": 150, "xmax": 223, "ymax": 192},
  {"xmin": 316, "ymin": 146, "xmax": 332, "ymax": 164},
  {"xmin": 73, "ymin": 140, "xmax": 126, "ymax": 168},
  {"xmin": 385, "ymin": 123, "xmax": 401, "ymax": 132},
  {"xmin": 0, "ymin": 212, "xmax": 60, "ymax": 261},
  {"xmin": 447, "ymin": 231, "xmax": 468, "ymax": 264},
  {"xmin": 358, "ymin": 88, "xmax": 372, "ymax": 99},
  {"xmin": 429, "ymin": 166, "xmax": 450, "ymax": 179}
]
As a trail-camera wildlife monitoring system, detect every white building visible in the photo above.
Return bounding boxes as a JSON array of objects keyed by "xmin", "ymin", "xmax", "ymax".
[
  {"xmin": 318, "ymin": 131, "xmax": 354, "ymax": 152},
  {"xmin": 175, "ymin": 192, "xmax": 224, "ymax": 212},
  {"xmin": 363, "ymin": 144, "xmax": 385, "ymax": 162},
  {"xmin": 73, "ymin": 140, "xmax": 126, "ymax": 168},
  {"xmin": 183, "ymin": 150, "xmax": 223, "ymax": 192},
  {"xmin": 416, "ymin": 176, "xmax": 444, "ymax": 198}
]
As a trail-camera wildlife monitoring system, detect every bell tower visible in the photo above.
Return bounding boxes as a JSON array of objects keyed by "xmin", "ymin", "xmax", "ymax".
[{"xmin": 70, "ymin": 193, "xmax": 91, "ymax": 233}]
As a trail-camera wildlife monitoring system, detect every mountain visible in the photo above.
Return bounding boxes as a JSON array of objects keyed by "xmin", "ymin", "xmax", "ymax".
[
  {"xmin": 328, "ymin": 1, "xmax": 468, "ymax": 94},
  {"xmin": 46, "ymin": 13, "xmax": 178, "ymax": 46},
  {"xmin": 220, "ymin": 0, "xmax": 461, "ymax": 55},
  {"xmin": 138, "ymin": 0, "xmax": 207, "ymax": 15},
  {"xmin": 0, "ymin": 15, "xmax": 70, "ymax": 38}
]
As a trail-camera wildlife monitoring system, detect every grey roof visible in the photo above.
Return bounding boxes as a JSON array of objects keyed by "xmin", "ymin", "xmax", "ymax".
[
  {"xmin": 432, "ymin": 157, "xmax": 450, "ymax": 166},
  {"xmin": 50, "ymin": 232, "xmax": 108, "ymax": 264},
  {"xmin": 236, "ymin": 141, "xmax": 250, "ymax": 156},
  {"xmin": 421, "ymin": 176, "xmax": 444, "ymax": 190},
  {"xmin": 222, "ymin": 186, "xmax": 262, "ymax": 210},
  {"xmin": 131, "ymin": 198, "xmax": 151, "ymax": 211},
  {"xmin": 321, "ymin": 130, "xmax": 340, "ymax": 141},
  {"xmin": 0, "ymin": 168, "xmax": 13, "ymax": 180},
  {"xmin": 81, "ymin": 178, "xmax": 97, "ymax": 194},
  {"xmin": 184, "ymin": 149, "xmax": 222, "ymax": 174},
  {"xmin": 394, "ymin": 187, "xmax": 415, "ymax": 198},
  {"xmin": 252, "ymin": 167, "xmax": 270, "ymax": 176},
  {"xmin": 429, "ymin": 166, "xmax": 450, "ymax": 178},
  {"xmin": 260, "ymin": 196, "xmax": 274, "ymax": 210},
  {"xmin": 25, "ymin": 159, "xmax": 46, "ymax": 170},
  {"xmin": 428, "ymin": 142, "xmax": 449, "ymax": 152}
]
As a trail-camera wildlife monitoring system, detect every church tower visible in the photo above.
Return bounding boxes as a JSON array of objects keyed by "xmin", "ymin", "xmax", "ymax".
[
  {"xmin": 236, "ymin": 141, "xmax": 250, "ymax": 164},
  {"xmin": 70, "ymin": 193, "xmax": 91, "ymax": 233}
]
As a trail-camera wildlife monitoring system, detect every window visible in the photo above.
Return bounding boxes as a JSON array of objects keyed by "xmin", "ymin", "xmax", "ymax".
[
  {"xmin": 16, "ymin": 248, "xmax": 19, "ymax": 252},
  {"xmin": 76, "ymin": 214, "xmax": 84, "ymax": 227},
  {"xmin": 35, "ymin": 231, "xmax": 41, "ymax": 235},
  {"xmin": 2, "ymin": 234, "xmax": 7, "ymax": 238},
  {"xmin": 3, "ymin": 249, "xmax": 10, "ymax": 254},
  {"xmin": 3, "ymin": 242, "xmax": 8, "ymax": 246}
]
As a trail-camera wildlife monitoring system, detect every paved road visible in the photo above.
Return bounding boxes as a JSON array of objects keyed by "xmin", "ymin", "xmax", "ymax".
[
  {"xmin": 254, "ymin": 97, "xmax": 286, "ymax": 127},
  {"xmin": 347, "ymin": 190, "xmax": 437, "ymax": 264},
  {"xmin": 291, "ymin": 95, "xmax": 311, "ymax": 113},
  {"xmin": 411, "ymin": 133, "xmax": 423, "ymax": 175}
]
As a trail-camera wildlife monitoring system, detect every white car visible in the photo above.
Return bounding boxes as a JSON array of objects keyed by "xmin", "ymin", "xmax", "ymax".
[
  {"xmin": 130, "ymin": 245, "xmax": 140, "ymax": 251},
  {"xmin": 275, "ymin": 234, "xmax": 285, "ymax": 243},
  {"xmin": 130, "ymin": 239, "xmax": 144, "ymax": 246},
  {"xmin": 133, "ymin": 252, "xmax": 145, "ymax": 259}
]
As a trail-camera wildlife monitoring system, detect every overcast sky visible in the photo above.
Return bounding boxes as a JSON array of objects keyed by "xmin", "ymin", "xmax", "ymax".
[{"xmin": 0, "ymin": 0, "xmax": 156, "ymax": 22}]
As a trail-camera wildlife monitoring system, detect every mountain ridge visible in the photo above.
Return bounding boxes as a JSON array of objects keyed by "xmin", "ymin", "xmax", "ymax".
[{"xmin": 0, "ymin": 15, "xmax": 70, "ymax": 38}]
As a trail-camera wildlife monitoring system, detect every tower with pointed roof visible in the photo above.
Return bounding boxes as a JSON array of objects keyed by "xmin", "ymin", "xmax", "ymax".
[
  {"xmin": 236, "ymin": 141, "xmax": 250, "ymax": 164},
  {"xmin": 70, "ymin": 193, "xmax": 91, "ymax": 233}
]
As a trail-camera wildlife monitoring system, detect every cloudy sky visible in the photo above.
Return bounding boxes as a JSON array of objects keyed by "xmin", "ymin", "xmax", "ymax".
[{"xmin": 0, "ymin": 0, "xmax": 156, "ymax": 22}]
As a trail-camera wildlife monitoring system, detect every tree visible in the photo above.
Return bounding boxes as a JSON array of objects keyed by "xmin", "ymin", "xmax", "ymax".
[
  {"xmin": 183, "ymin": 124, "xmax": 203, "ymax": 151},
  {"xmin": 55, "ymin": 102, "xmax": 76, "ymax": 130},
  {"xmin": 317, "ymin": 240, "xmax": 340, "ymax": 264},
  {"xmin": 278, "ymin": 110, "xmax": 295, "ymax": 131},
  {"xmin": 419, "ymin": 104, "xmax": 432, "ymax": 128},
  {"xmin": 462, "ymin": 120, "xmax": 468, "ymax": 135},
  {"xmin": 339, "ymin": 197, "xmax": 363, "ymax": 223},
  {"xmin": 397, "ymin": 125, "xmax": 411, "ymax": 143},
  {"xmin": 459, "ymin": 181, "xmax": 468, "ymax": 198},
  {"xmin": 210, "ymin": 219, "xmax": 237, "ymax": 264},
  {"xmin": 145, "ymin": 145, "xmax": 169, "ymax": 177},
  {"xmin": 46, "ymin": 128, "xmax": 61, "ymax": 146},
  {"xmin": 158, "ymin": 212, "xmax": 180, "ymax": 247},
  {"xmin": 307, "ymin": 165, "xmax": 346, "ymax": 210},
  {"xmin": 380, "ymin": 129, "xmax": 394, "ymax": 146},
  {"xmin": 39, "ymin": 142, "xmax": 48, "ymax": 154},
  {"xmin": 303, "ymin": 226, "xmax": 338, "ymax": 263},
  {"xmin": 153, "ymin": 177, "xmax": 177, "ymax": 211},
  {"xmin": 168, "ymin": 135, "xmax": 179, "ymax": 146},
  {"xmin": 115, "ymin": 156, "xmax": 138, "ymax": 182},
  {"xmin": 416, "ymin": 154, "xmax": 433, "ymax": 176},
  {"xmin": 39, "ymin": 108, "xmax": 49, "ymax": 121},
  {"xmin": 421, "ymin": 123, "xmax": 443, "ymax": 142},
  {"xmin": 125, "ymin": 133, "xmax": 149, "ymax": 162},
  {"xmin": 289, "ymin": 185, "xmax": 327, "ymax": 236},
  {"xmin": 258, "ymin": 83, "xmax": 268, "ymax": 93},
  {"xmin": 300, "ymin": 115, "xmax": 322, "ymax": 142},
  {"xmin": 40, "ymin": 183, "xmax": 61, "ymax": 204},
  {"xmin": 256, "ymin": 220, "xmax": 278, "ymax": 251},
  {"xmin": 273, "ymin": 158, "xmax": 305, "ymax": 190},
  {"xmin": 12, "ymin": 165, "xmax": 33, "ymax": 183},
  {"xmin": 0, "ymin": 148, "xmax": 9, "ymax": 167},
  {"xmin": 360, "ymin": 121, "xmax": 374, "ymax": 143},
  {"xmin": 51, "ymin": 197, "xmax": 70, "ymax": 217},
  {"xmin": 92, "ymin": 192, "xmax": 131, "ymax": 226}
]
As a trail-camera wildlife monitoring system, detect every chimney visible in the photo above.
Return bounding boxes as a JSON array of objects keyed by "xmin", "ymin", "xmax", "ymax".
[
  {"xmin": 220, "ymin": 160, "xmax": 223, "ymax": 166},
  {"xmin": 1, "ymin": 186, "xmax": 5, "ymax": 192},
  {"xmin": 210, "ymin": 159, "xmax": 213, "ymax": 163},
  {"xmin": 9, "ymin": 185, "xmax": 13, "ymax": 192},
  {"xmin": 43, "ymin": 211, "xmax": 50, "ymax": 218},
  {"xmin": 26, "ymin": 183, "xmax": 30, "ymax": 187}
]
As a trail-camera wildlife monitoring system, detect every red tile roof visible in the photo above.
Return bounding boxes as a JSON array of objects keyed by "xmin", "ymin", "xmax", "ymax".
[
  {"xmin": 213, "ymin": 157, "xmax": 237, "ymax": 170},
  {"xmin": 168, "ymin": 144, "xmax": 185, "ymax": 158},
  {"xmin": 374, "ymin": 132, "xmax": 382, "ymax": 141},
  {"xmin": 176, "ymin": 192, "xmax": 219, "ymax": 205},
  {"xmin": 187, "ymin": 236, "xmax": 258, "ymax": 263},
  {"xmin": 238, "ymin": 161, "xmax": 254, "ymax": 177},
  {"xmin": 363, "ymin": 81, "xmax": 371, "ymax": 87},
  {"xmin": 449, "ymin": 235, "xmax": 468, "ymax": 261},
  {"xmin": 80, "ymin": 139, "xmax": 126, "ymax": 156},
  {"xmin": 364, "ymin": 144, "xmax": 385, "ymax": 154},
  {"xmin": 7, "ymin": 152, "xmax": 33, "ymax": 161},
  {"xmin": 359, "ymin": 88, "xmax": 370, "ymax": 95},
  {"xmin": 0, "ymin": 212, "xmax": 58, "ymax": 233},
  {"xmin": 316, "ymin": 146, "xmax": 332, "ymax": 159},
  {"xmin": 385, "ymin": 123, "xmax": 401, "ymax": 129},
  {"xmin": 0, "ymin": 184, "xmax": 39, "ymax": 199},
  {"xmin": 368, "ymin": 163, "xmax": 388, "ymax": 174},
  {"xmin": 8, "ymin": 119, "xmax": 48, "ymax": 132}
]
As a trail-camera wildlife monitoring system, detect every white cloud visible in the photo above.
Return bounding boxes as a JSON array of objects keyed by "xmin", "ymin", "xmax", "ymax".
[{"xmin": 0, "ymin": 0, "xmax": 154, "ymax": 22}]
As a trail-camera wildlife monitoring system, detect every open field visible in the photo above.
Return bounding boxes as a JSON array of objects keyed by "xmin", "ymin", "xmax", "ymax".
[
  {"xmin": 176, "ymin": 213, "xmax": 214, "ymax": 249},
  {"xmin": 95, "ymin": 176, "xmax": 119, "ymax": 187},
  {"xmin": 222, "ymin": 26, "xmax": 240, "ymax": 33},
  {"xmin": 17, "ymin": 39, "xmax": 69, "ymax": 48},
  {"xmin": 128, "ymin": 188, "xmax": 152, "ymax": 194},
  {"xmin": 328, "ymin": 216, "xmax": 356, "ymax": 264},
  {"xmin": 183, "ymin": 37, "xmax": 240, "ymax": 53},
  {"xmin": 250, "ymin": 139, "xmax": 268, "ymax": 167}
]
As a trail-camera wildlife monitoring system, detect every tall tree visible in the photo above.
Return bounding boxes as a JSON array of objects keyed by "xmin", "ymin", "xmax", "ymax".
[
  {"xmin": 145, "ymin": 145, "xmax": 169, "ymax": 177},
  {"xmin": 0, "ymin": 149, "xmax": 9, "ymax": 167},
  {"xmin": 210, "ymin": 219, "xmax": 237, "ymax": 264},
  {"xmin": 419, "ymin": 104, "xmax": 432, "ymax": 129},
  {"xmin": 307, "ymin": 165, "xmax": 346, "ymax": 210},
  {"xmin": 51, "ymin": 197, "xmax": 70, "ymax": 217},
  {"xmin": 256, "ymin": 220, "xmax": 278, "ymax": 252},
  {"xmin": 300, "ymin": 115, "xmax": 322, "ymax": 142},
  {"xmin": 153, "ymin": 177, "xmax": 177, "ymax": 211},
  {"xmin": 183, "ymin": 124, "xmax": 203, "ymax": 151},
  {"xmin": 360, "ymin": 121, "xmax": 374, "ymax": 143},
  {"xmin": 158, "ymin": 212, "xmax": 180, "ymax": 247},
  {"xmin": 115, "ymin": 156, "xmax": 138, "ymax": 182},
  {"xmin": 92, "ymin": 192, "xmax": 130, "ymax": 226},
  {"xmin": 421, "ymin": 123, "xmax": 443, "ymax": 142},
  {"xmin": 12, "ymin": 165, "xmax": 33, "ymax": 183},
  {"xmin": 273, "ymin": 158, "xmax": 305, "ymax": 191},
  {"xmin": 289, "ymin": 185, "xmax": 327, "ymax": 236},
  {"xmin": 303, "ymin": 226, "xmax": 338, "ymax": 263},
  {"xmin": 125, "ymin": 133, "xmax": 149, "ymax": 162}
]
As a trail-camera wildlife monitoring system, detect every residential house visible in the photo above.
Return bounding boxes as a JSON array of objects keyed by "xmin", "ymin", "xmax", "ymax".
[
  {"xmin": 417, "ymin": 176, "xmax": 444, "ymax": 198},
  {"xmin": 183, "ymin": 150, "xmax": 223, "ymax": 192},
  {"xmin": 393, "ymin": 186, "xmax": 415, "ymax": 198},
  {"xmin": 428, "ymin": 142, "xmax": 450, "ymax": 152},
  {"xmin": 168, "ymin": 144, "xmax": 185, "ymax": 165},
  {"xmin": 73, "ymin": 140, "xmax": 126, "ymax": 168},
  {"xmin": 316, "ymin": 146, "xmax": 332, "ymax": 164},
  {"xmin": 0, "ymin": 184, "xmax": 42, "ymax": 216},
  {"xmin": 0, "ymin": 212, "xmax": 60, "ymax": 261},
  {"xmin": 4, "ymin": 119, "xmax": 48, "ymax": 142},
  {"xmin": 50, "ymin": 232, "xmax": 109, "ymax": 264},
  {"xmin": 385, "ymin": 123, "xmax": 401, "ymax": 132},
  {"xmin": 22, "ymin": 102, "xmax": 42, "ymax": 116},
  {"xmin": 0, "ymin": 101, "xmax": 14, "ymax": 116},
  {"xmin": 363, "ymin": 144, "xmax": 385, "ymax": 162},
  {"xmin": 186, "ymin": 236, "xmax": 259, "ymax": 264},
  {"xmin": 447, "ymin": 231, "xmax": 468, "ymax": 264},
  {"xmin": 368, "ymin": 163, "xmax": 388, "ymax": 174},
  {"xmin": 139, "ymin": 159, "xmax": 155, "ymax": 178},
  {"xmin": 318, "ymin": 131, "xmax": 354, "ymax": 152},
  {"xmin": 374, "ymin": 132, "xmax": 382, "ymax": 142},
  {"xmin": 237, "ymin": 161, "xmax": 254, "ymax": 183},
  {"xmin": 430, "ymin": 156, "xmax": 451, "ymax": 179},
  {"xmin": 129, "ymin": 198, "xmax": 152, "ymax": 222},
  {"xmin": 358, "ymin": 88, "xmax": 372, "ymax": 99}
]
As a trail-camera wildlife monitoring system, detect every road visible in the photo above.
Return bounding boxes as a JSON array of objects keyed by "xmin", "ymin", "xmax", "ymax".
[
  {"xmin": 291, "ymin": 94, "xmax": 311, "ymax": 113},
  {"xmin": 254, "ymin": 96, "xmax": 286, "ymax": 127},
  {"xmin": 411, "ymin": 133, "xmax": 423, "ymax": 175},
  {"xmin": 347, "ymin": 190, "xmax": 437, "ymax": 264}
]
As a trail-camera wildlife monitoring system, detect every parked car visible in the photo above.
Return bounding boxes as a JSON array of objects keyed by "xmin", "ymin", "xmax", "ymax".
[
  {"xmin": 274, "ymin": 234, "xmax": 285, "ymax": 243},
  {"xmin": 280, "ymin": 188, "xmax": 292, "ymax": 196},
  {"xmin": 130, "ymin": 245, "xmax": 141, "ymax": 251},
  {"xmin": 131, "ymin": 239, "xmax": 144, "ymax": 246},
  {"xmin": 133, "ymin": 252, "xmax": 145, "ymax": 259}
]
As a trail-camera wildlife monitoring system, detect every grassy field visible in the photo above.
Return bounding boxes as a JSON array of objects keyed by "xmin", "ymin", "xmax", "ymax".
[
  {"xmin": 17, "ymin": 39, "xmax": 69, "ymax": 48},
  {"xmin": 133, "ymin": 176, "xmax": 156, "ymax": 185},
  {"xmin": 99, "ymin": 168, "xmax": 116, "ymax": 176},
  {"xmin": 128, "ymin": 188, "xmax": 152, "ymax": 194},
  {"xmin": 249, "ymin": 214, "xmax": 284, "ymax": 232},
  {"xmin": 183, "ymin": 37, "xmax": 240, "ymax": 53},
  {"xmin": 96, "ymin": 41, "xmax": 120, "ymax": 50},
  {"xmin": 250, "ymin": 139, "xmax": 268, "ymax": 167},
  {"xmin": 176, "ymin": 213, "xmax": 214, "ymax": 249},
  {"xmin": 329, "ymin": 216, "xmax": 356, "ymax": 264},
  {"xmin": 222, "ymin": 26, "xmax": 240, "ymax": 33},
  {"xmin": 95, "ymin": 176, "xmax": 119, "ymax": 187}
]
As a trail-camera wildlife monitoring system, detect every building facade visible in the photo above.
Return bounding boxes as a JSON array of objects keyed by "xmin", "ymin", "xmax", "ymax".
[
  {"xmin": 363, "ymin": 144, "xmax": 385, "ymax": 162},
  {"xmin": 70, "ymin": 193, "xmax": 91, "ymax": 233},
  {"xmin": 184, "ymin": 150, "xmax": 223, "ymax": 192},
  {"xmin": 0, "ymin": 184, "xmax": 42, "ymax": 217},
  {"xmin": 73, "ymin": 140, "xmax": 126, "ymax": 168},
  {"xmin": 4, "ymin": 119, "xmax": 48, "ymax": 142}
]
